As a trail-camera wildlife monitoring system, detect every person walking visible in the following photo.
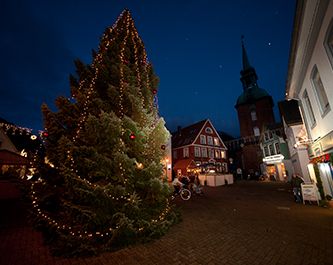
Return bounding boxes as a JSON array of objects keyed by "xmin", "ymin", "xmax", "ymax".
[{"xmin": 290, "ymin": 174, "xmax": 304, "ymax": 203}]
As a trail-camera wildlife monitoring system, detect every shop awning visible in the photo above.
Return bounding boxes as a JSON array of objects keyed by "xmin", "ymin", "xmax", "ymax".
[{"xmin": 0, "ymin": 149, "xmax": 29, "ymax": 165}]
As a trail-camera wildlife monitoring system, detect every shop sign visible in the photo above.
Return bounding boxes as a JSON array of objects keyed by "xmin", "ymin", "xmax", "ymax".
[
  {"xmin": 301, "ymin": 183, "xmax": 320, "ymax": 204},
  {"xmin": 310, "ymin": 153, "xmax": 331, "ymax": 164},
  {"xmin": 262, "ymin": 154, "xmax": 284, "ymax": 164}
]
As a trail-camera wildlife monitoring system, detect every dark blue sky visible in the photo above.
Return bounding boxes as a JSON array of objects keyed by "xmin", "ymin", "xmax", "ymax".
[{"xmin": 0, "ymin": 0, "xmax": 295, "ymax": 137}]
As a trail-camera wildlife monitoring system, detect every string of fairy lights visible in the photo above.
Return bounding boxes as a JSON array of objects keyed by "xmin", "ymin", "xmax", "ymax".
[{"xmin": 29, "ymin": 9, "xmax": 171, "ymax": 240}]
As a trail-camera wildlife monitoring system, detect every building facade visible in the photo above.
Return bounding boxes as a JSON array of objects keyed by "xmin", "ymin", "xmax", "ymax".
[
  {"xmin": 259, "ymin": 123, "xmax": 293, "ymax": 181},
  {"xmin": 285, "ymin": 0, "xmax": 333, "ymax": 198},
  {"xmin": 172, "ymin": 119, "xmax": 228, "ymax": 178}
]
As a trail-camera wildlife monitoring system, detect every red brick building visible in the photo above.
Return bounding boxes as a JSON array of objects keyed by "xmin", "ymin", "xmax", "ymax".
[
  {"xmin": 172, "ymin": 119, "xmax": 228, "ymax": 177},
  {"xmin": 234, "ymin": 39, "xmax": 275, "ymax": 176}
]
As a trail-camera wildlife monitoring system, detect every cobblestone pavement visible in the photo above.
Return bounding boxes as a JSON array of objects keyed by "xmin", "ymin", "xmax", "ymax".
[{"xmin": 1, "ymin": 179, "xmax": 332, "ymax": 265}]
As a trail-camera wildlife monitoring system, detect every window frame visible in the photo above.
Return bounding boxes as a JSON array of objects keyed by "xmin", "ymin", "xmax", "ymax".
[
  {"xmin": 200, "ymin": 134, "xmax": 206, "ymax": 145},
  {"xmin": 250, "ymin": 110, "xmax": 257, "ymax": 121},
  {"xmin": 324, "ymin": 18, "xmax": 333, "ymax": 70},
  {"xmin": 253, "ymin": 127, "xmax": 260, "ymax": 136},
  {"xmin": 274, "ymin": 142, "xmax": 280, "ymax": 154},
  {"xmin": 207, "ymin": 136, "xmax": 213, "ymax": 145},
  {"xmin": 311, "ymin": 65, "xmax": 330, "ymax": 117},
  {"xmin": 194, "ymin": 146, "xmax": 201, "ymax": 157},
  {"xmin": 201, "ymin": 147, "xmax": 207, "ymax": 157},
  {"xmin": 183, "ymin": 147, "xmax": 189, "ymax": 158},
  {"xmin": 302, "ymin": 89, "xmax": 316, "ymax": 128}
]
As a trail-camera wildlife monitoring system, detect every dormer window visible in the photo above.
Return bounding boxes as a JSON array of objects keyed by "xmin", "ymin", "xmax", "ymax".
[{"xmin": 205, "ymin": 127, "xmax": 213, "ymax": 134}]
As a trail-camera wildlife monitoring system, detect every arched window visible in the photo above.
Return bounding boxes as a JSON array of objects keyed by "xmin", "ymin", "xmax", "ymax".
[{"xmin": 205, "ymin": 127, "xmax": 213, "ymax": 134}]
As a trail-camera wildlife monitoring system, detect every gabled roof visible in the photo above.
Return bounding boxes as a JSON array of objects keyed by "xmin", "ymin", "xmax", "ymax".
[
  {"xmin": 278, "ymin": 100, "xmax": 303, "ymax": 126},
  {"xmin": 172, "ymin": 120, "xmax": 207, "ymax": 148}
]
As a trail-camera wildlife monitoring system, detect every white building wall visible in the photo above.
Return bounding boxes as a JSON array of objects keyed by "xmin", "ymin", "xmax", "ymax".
[{"xmin": 298, "ymin": 1, "xmax": 333, "ymax": 142}]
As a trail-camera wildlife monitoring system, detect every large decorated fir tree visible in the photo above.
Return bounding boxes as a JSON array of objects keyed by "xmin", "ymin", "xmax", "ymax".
[{"xmin": 33, "ymin": 9, "xmax": 177, "ymax": 256}]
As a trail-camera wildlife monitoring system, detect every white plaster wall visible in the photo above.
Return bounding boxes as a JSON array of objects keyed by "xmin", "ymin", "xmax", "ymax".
[{"xmin": 298, "ymin": 1, "xmax": 333, "ymax": 141}]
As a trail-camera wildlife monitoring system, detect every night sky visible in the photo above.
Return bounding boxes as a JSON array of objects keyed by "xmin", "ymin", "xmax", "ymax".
[{"xmin": 0, "ymin": 0, "xmax": 295, "ymax": 137}]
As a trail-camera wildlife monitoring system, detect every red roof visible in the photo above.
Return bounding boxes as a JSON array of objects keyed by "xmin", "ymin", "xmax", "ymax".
[
  {"xmin": 172, "ymin": 119, "xmax": 207, "ymax": 148},
  {"xmin": 0, "ymin": 149, "xmax": 29, "ymax": 165},
  {"xmin": 173, "ymin": 159, "xmax": 197, "ymax": 170}
]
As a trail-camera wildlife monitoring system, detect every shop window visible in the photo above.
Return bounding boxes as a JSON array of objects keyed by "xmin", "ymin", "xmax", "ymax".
[{"xmin": 311, "ymin": 65, "xmax": 330, "ymax": 116}]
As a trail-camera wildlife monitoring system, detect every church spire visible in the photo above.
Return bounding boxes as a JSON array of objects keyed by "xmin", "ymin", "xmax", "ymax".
[
  {"xmin": 241, "ymin": 36, "xmax": 251, "ymax": 70},
  {"xmin": 240, "ymin": 36, "xmax": 258, "ymax": 91}
]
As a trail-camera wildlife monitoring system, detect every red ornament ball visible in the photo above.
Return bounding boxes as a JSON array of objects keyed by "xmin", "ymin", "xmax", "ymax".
[
  {"xmin": 152, "ymin": 89, "xmax": 157, "ymax": 94},
  {"xmin": 129, "ymin": 132, "xmax": 136, "ymax": 140},
  {"xmin": 42, "ymin": 132, "xmax": 49, "ymax": 137}
]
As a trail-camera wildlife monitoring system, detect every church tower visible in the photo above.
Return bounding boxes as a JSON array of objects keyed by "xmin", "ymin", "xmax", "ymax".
[{"xmin": 235, "ymin": 38, "xmax": 275, "ymax": 176}]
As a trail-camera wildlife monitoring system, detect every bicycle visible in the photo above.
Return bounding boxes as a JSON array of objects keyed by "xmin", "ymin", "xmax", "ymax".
[{"xmin": 172, "ymin": 186, "xmax": 191, "ymax": 200}]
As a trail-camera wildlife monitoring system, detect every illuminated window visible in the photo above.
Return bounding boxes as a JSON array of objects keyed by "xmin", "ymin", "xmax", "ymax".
[
  {"xmin": 183, "ymin": 147, "xmax": 189, "ymax": 158},
  {"xmin": 214, "ymin": 137, "xmax": 220, "ymax": 146},
  {"xmin": 302, "ymin": 90, "xmax": 316, "ymax": 127},
  {"xmin": 215, "ymin": 150, "xmax": 220, "ymax": 158},
  {"xmin": 221, "ymin": 151, "xmax": 226, "ymax": 159},
  {"xmin": 201, "ymin": 147, "xmax": 207, "ymax": 157},
  {"xmin": 194, "ymin": 147, "xmax": 201, "ymax": 157},
  {"xmin": 207, "ymin": 136, "xmax": 213, "ymax": 145},
  {"xmin": 311, "ymin": 65, "xmax": 330, "ymax": 116},
  {"xmin": 200, "ymin": 135, "xmax": 206, "ymax": 144},
  {"xmin": 324, "ymin": 18, "xmax": 333, "ymax": 69}
]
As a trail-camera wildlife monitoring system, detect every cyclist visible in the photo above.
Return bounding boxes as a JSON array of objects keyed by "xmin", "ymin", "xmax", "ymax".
[{"xmin": 172, "ymin": 176, "xmax": 183, "ymax": 195}]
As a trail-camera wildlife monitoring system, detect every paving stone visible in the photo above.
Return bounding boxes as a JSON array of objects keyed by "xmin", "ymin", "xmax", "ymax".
[{"xmin": 1, "ymin": 180, "xmax": 333, "ymax": 265}]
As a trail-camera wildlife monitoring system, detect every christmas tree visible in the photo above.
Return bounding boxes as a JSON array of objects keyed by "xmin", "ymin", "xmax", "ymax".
[{"xmin": 32, "ymin": 9, "xmax": 177, "ymax": 256}]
